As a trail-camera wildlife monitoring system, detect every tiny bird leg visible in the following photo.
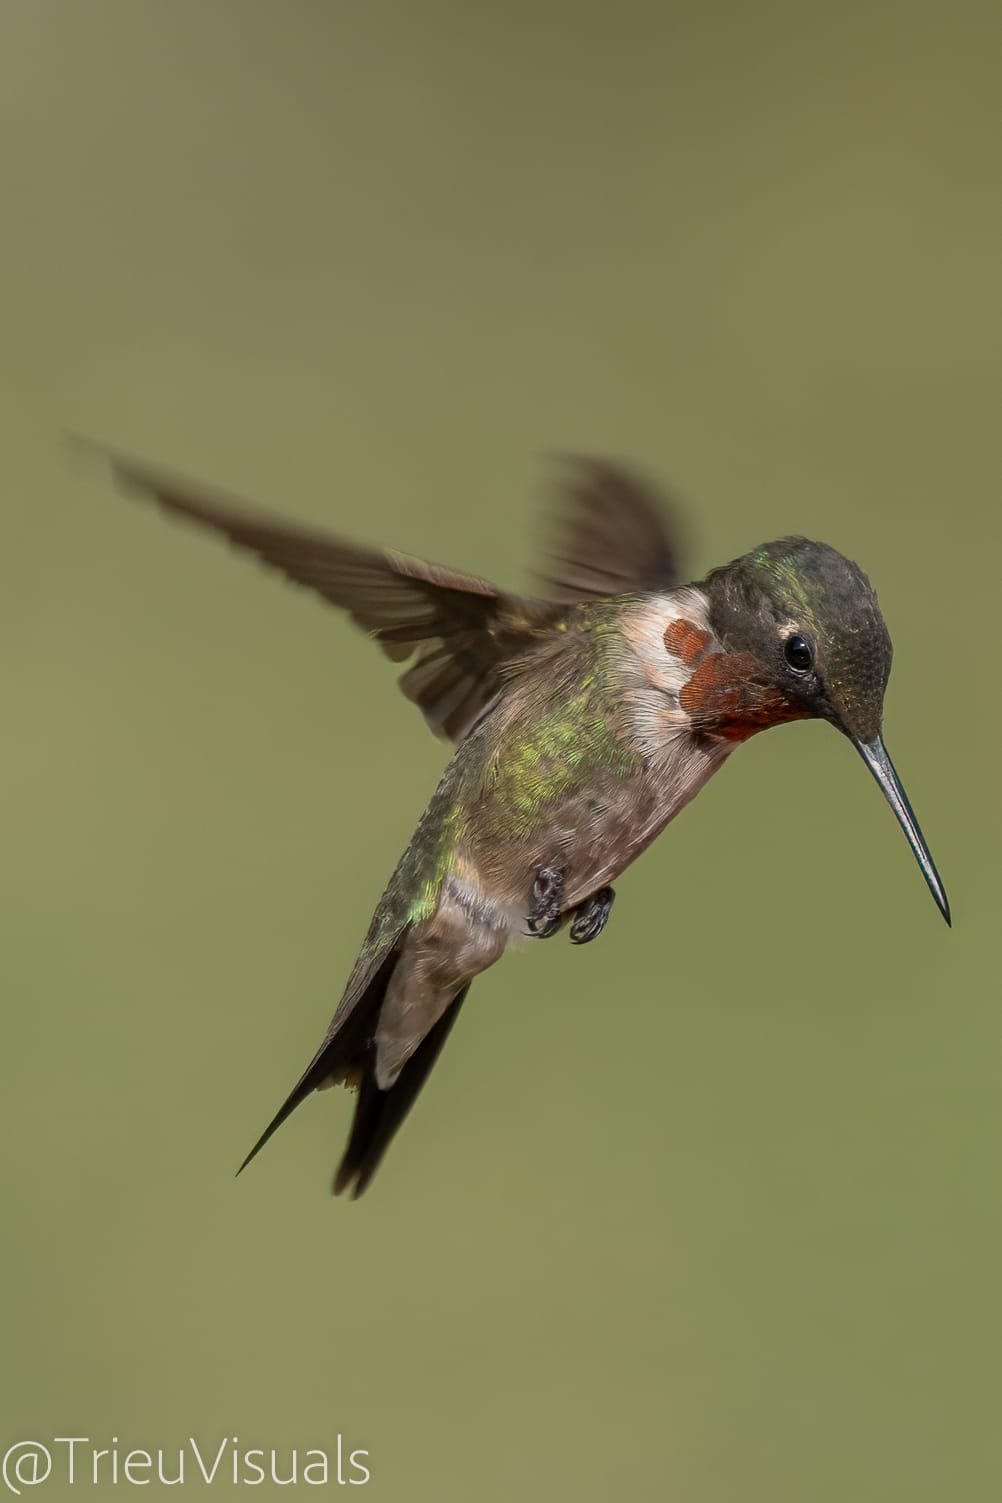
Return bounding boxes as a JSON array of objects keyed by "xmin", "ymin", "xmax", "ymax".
[
  {"xmin": 569, "ymin": 886, "xmax": 616, "ymax": 945},
  {"xmin": 527, "ymin": 866, "xmax": 565, "ymax": 937}
]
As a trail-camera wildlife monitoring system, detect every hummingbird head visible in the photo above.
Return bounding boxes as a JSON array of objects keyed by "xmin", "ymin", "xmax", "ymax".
[
  {"xmin": 696, "ymin": 538, "xmax": 949, "ymax": 923},
  {"xmin": 703, "ymin": 537, "xmax": 891, "ymax": 743}
]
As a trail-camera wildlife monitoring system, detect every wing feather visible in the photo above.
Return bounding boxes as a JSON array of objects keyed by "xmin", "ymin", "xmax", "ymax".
[
  {"xmin": 540, "ymin": 455, "xmax": 683, "ymax": 601},
  {"xmin": 91, "ymin": 445, "xmax": 558, "ymax": 742}
]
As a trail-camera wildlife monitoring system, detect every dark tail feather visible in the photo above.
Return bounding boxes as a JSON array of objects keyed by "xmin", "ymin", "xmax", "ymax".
[
  {"xmin": 235, "ymin": 1048, "xmax": 331, "ymax": 1177},
  {"xmin": 236, "ymin": 945, "xmax": 401, "ymax": 1178},
  {"xmin": 333, "ymin": 985, "xmax": 470, "ymax": 1199}
]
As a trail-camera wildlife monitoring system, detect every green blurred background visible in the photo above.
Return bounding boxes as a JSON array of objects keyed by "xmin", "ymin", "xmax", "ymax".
[{"xmin": 1, "ymin": 2, "xmax": 999, "ymax": 1498}]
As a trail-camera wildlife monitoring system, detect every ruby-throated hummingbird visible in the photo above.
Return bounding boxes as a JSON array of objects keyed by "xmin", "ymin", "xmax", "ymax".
[{"xmin": 89, "ymin": 448, "xmax": 950, "ymax": 1195}]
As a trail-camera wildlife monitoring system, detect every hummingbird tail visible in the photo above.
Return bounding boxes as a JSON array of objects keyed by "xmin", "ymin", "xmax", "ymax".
[
  {"xmin": 236, "ymin": 944, "xmax": 404, "ymax": 1179},
  {"xmin": 237, "ymin": 935, "xmax": 470, "ymax": 1197},
  {"xmin": 333, "ymin": 983, "xmax": 470, "ymax": 1199}
]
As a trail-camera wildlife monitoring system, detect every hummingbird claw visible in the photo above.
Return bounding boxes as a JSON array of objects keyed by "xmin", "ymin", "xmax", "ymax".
[
  {"xmin": 527, "ymin": 866, "xmax": 565, "ymax": 937},
  {"xmin": 569, "ymin": 886, "xmax": 616, "ymax": 944}
]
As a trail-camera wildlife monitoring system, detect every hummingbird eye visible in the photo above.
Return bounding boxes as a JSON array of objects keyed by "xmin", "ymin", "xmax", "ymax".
[{"xmin": 784, "ymin": 634, "xmax": 813, "ymax": 673}]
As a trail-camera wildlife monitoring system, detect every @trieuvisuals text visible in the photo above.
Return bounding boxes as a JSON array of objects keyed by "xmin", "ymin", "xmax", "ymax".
[{"xmin": 1, "ymin": 1434, "xmax": 370, "ymax": 1491}]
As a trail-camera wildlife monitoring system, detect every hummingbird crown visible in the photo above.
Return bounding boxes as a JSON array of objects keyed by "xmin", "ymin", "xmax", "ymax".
[{"xmin": 703, "ymin": 538, "xmax": 893, "ymax": 744}]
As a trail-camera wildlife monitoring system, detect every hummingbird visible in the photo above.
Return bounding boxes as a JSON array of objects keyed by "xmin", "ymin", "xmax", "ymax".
[{"xmin": 89, "ymin": 447, "xmax": 950, "ymax": 1196}]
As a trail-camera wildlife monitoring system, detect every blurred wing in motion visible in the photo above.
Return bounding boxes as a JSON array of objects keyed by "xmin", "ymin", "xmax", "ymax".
[
  {"xmin": 540, "ymin": 454, "xmax": 684, "ymax": 601},
  {"xmin": 87, "ymin": 444, "xmax": 560, "ymax": 743}
]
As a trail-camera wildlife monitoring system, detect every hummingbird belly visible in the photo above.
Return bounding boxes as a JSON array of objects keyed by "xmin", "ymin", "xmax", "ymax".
[{"xmin": 456, "ymin": 729, "xmax": 731, "ymax": 932}]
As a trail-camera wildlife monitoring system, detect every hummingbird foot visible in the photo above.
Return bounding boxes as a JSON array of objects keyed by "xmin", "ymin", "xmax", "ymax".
[
  {"xmin": 526, "ymin": 866, "xmax": 565, "ymax": 938},
  {"xmin": 569, "ymin": 886, "xmax": 616, "ymax": 944}
]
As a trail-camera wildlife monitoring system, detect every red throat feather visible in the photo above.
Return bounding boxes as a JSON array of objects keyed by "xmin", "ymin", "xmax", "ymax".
[{"xmin": 664, "ymin": 621, "xmax": 808, "ymax": 741}]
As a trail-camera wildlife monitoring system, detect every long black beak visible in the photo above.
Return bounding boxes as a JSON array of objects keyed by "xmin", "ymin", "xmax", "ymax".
[{"xmin": 853, "ymin": 736, "xmax": 951, "ymax": 926}]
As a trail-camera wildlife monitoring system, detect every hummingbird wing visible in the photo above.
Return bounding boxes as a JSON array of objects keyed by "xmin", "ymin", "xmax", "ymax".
[
  {"xmin": 539, "ymin": 455, "xmax": 684, "ymax": 601},
  {"xmin": 88, "ymin": 445, "xmax": 561, "ymax": 743}
]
